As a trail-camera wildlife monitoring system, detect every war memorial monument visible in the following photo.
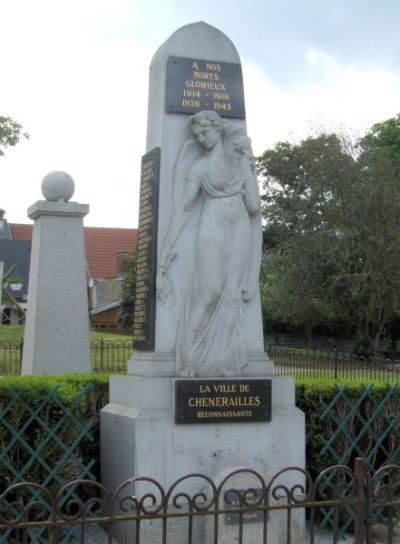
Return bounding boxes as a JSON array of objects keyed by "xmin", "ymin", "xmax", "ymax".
[{"xmin": 101, "ymin": 21, "xmax": 305, "ymax": 543}]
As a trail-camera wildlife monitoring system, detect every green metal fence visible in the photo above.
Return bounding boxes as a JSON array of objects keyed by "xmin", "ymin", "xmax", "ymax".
[
  {"xmin": 0, "ymin": 383, "xmax": 99, "ymax": 543},
  {"xmin": 316, "ymin": 384, "xmax": 400, "ymax": 535}
]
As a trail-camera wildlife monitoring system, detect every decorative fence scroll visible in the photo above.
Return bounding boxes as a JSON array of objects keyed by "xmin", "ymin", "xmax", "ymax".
[{"xmin": 0, "ymin": 460, "xmax": 399, "ymax": 543}]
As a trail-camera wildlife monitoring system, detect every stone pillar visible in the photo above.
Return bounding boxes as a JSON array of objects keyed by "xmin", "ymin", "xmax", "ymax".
[
  {"xmin": 130, "ymin": 21, "xmax": 271, "ymax": 376},
  {"xmin": 21, "ymin": 171, "xmax": 90, "ymax": 375}
]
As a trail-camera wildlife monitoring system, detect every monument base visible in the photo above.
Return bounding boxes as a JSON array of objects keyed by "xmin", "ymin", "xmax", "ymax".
[
  {"xmin": 101, "ymin": 369, "xmax": 305, "ymax": 544},
  {"xmin": 127, "ymin": 350, "xmax": 274, "ymax": 376}
]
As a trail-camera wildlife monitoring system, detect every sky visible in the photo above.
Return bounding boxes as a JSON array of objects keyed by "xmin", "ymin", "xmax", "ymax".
[{"xmin": 1, "ymin": 0, "xmax": 400, "ymax": 228}]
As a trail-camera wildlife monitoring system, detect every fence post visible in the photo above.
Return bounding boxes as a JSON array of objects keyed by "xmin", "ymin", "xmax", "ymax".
[
  {"xmin": 100, "ymin": 338, "xmax": 104, "ymax": 371},
  {"xmin": 334, "ymin": 349, "xmax": 338, "ymax": 380},
  {"xmin": 19, "ymin": 338, "xmax": 23, "ymax": 372},
  {"xmin": 354, "ymin": 457, "xmax": 365, "ymax": 544}
]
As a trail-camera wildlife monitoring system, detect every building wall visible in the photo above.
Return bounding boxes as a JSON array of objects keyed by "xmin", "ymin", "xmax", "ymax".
[{"xmin": 91, "ymin": 307, "xmax": 119, "ymax": 329}]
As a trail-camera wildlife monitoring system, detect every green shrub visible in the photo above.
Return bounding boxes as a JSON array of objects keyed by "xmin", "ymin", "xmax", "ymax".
[
  {"xmin": 0, "ymin": 374, "xmax": 109, "ymax": 490},
  {"xmin": 0, "ymin": 375, "xmax": 399, "ymax": 491},
  {"xmin": 296, "ymin": 380, "xmax": 400, "ymax": 476}
]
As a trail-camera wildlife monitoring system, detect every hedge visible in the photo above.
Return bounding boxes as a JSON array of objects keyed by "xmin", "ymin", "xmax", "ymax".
[
  {"xmin": 0, "ymin": 374, "xmax": 109, "ymax": 491},
  {"xmin": 0, "ymin": 375, "xmax": 398, "ymax": 490},
  {"xmin": 296, "ymin": 379, "xmax": 400, "ymax": 476}
]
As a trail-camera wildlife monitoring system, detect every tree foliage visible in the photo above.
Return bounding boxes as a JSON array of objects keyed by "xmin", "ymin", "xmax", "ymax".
[
  {"xmin": 257, "ymin": 115, "xmax": 400, "ymax": 354},
  {"xmin": 360, "ymin": 113, "xmax": 400, "ymax": 174},
  {"xmin": 116, "ymin": 251, "xmax": 137, "ymax": 329},
  {"xmin": 0, "ymin": 116, "xmax": 29, "ymax": 156}
]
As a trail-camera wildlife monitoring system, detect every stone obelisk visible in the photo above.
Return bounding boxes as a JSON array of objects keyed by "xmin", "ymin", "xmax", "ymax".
[{"xmin": 101, "ymin": 22, "xmax": 305, "ymax": 544}]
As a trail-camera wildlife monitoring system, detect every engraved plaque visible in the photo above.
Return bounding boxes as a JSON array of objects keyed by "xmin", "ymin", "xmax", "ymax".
[
  {"xmin": 133, "ymin": 148, "xmax": 160, "ymax": 350},
  {"xmin": 224, "ymin": 488, "xmax": 265, "ymax": 524},
  {"xmin": 175, "ymin": 379, "xmax": 272, "ymax": 424},
  {"xmin": 166, "ymin": 56, "xmax": 245, "ymax": 118}
]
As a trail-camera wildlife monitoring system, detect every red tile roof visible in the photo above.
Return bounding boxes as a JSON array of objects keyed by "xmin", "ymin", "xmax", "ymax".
[
  {"xmin": 84, "ymin": 227, "xmax": 138, "ymax": 279},
  {"xmin": 9, "ymin": 223, "xmax": 138, "ymax": 280},
  {"xmin": 9, "ymin": 223, "xmax": 33, "ymax": 240}
]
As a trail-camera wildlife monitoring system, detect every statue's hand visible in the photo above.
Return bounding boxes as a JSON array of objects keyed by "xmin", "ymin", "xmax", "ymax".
[
  {"xmin": 157, "ymin": 251, "xmax": 177, "ymax": 303},
  {"xmin": 157, "ymin": 271, "xmax": 170, "ymax": 304},
  {"xmin": 163, "ymin": 251, "xmax": 177, "ymax": 270}
]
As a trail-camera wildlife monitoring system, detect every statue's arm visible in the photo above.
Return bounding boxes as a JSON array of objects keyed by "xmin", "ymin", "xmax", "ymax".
[
  {"xmin": 157, "ymin": 175, "xmax": 201, "ymax": 303},
  {"xmin": 242, "ymin": 160, "xmax": 262, "ymax": 301},
  {"xmin": 242, "ymin": 159, "xmax": 261, "ymax": 216}
]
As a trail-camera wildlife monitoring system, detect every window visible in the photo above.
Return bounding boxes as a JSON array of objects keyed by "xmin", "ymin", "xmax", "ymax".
[{"xmin": 116, "ymin": 252, "xmax": 130, "ymax": 277}]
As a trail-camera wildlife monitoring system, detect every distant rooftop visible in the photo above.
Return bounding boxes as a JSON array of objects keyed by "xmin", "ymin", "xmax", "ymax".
[{"xmin": 8, "ymin": 223, "xmax": 138, "ymax": 280}]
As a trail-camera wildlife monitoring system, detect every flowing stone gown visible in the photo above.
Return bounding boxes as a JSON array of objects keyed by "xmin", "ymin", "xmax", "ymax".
[{"xmin": 159, "ymin": 112, "xmax": 262, "ymax": 377}]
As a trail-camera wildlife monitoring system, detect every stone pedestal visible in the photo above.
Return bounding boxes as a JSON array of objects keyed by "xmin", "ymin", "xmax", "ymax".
[
  {"xmin": 101, "ymin": 375, "xmax": 305, "ymax": 543},
  {"xmin": 22, "ymin": 191, "xmax": 90, "ymax": 374},
  {"xmin": 102, "ymin": 375, "xmax": 304, "ymax": 487}
]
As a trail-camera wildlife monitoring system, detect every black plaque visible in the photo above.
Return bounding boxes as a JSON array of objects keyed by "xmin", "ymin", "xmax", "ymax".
[
  {"xmin": 166, "ymin": 56, "xmax": 245, "ymax": 119},
  {"xmin": 224, "ymin": 488, "xmax": 266, "ymax": 524},
  {"xmin": 175, "ymin": 380, "xmax": 271, "ymax": 424},
  {"xmin": 133, "ymin": 148, "xmax": 160, "ymax": 350}
]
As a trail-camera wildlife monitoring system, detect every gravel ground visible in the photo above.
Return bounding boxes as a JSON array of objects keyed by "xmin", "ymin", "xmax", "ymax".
[
  {"xmin": 80, "ymin": 523, "xmax": 353, "ymax": 544},
  {"xmin": 306, "ymin": 524, "xmax": 352, "ymax": 543},
  {"xmin": 81, "ymin": 523, "xmax": 119, "ymax": 544},
  {"xmin": 79, "ymin": 521, "xmax": 399, "ymax": 543}
]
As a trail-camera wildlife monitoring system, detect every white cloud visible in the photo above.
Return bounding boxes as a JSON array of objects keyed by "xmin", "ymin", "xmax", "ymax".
[
  {"xmin": 0, "ymin": 3, "xmax": 152, "ymax": 227},
  {"xmin": 1, "ymin": 5, "xmax": 400, "ymax": 228},
  {"xmin": 244, "ymin": 49, "xmax": 400, "ymax": 156}
]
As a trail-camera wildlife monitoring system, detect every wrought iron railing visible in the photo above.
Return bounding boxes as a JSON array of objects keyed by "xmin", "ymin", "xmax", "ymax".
[
  {"xmin": 90, "ymin": 339, "xmax": 132, "ymax": 373},
  {"xmin": 269, "ymin": 345, "xmax": 400, "ymax": 382},
  {"xmin": 0, "ymin": 340, "xmax": 23, "ymax": 374},
  {"xmin": 0, "ymin": 459, "xmax": 398, "ymax": 543},
  {"xmin": 0, "ymin": 339, "xmax": 133, "ymax": 375},
  {"xmin": 2, "ymin": 340, "xmax": 400, "ymax": 380}
]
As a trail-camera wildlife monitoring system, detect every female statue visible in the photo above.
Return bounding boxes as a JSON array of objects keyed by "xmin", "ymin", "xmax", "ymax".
[{"xmin": 158, "ymin": 110, "xmax": 262, "ymax": 377}]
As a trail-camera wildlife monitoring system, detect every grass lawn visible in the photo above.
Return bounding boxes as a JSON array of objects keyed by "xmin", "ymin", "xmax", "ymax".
[
  {"xmin": 0, "ymin": 325, "xmax": 132, "ymax": 344},
  {"xmin": 0, "ymin": 325, "xmax": 24, "ymax": 343}
]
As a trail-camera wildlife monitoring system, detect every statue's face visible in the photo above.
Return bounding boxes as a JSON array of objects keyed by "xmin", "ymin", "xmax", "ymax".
[{"xmin": 192, "ymin": 124, "xmax": 221, "ymax": 150}]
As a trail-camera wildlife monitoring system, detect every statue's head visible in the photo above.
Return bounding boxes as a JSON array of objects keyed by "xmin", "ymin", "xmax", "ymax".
[{"xmin": 190, "ymin": 110, "xmax": 225, "ymax": 150}]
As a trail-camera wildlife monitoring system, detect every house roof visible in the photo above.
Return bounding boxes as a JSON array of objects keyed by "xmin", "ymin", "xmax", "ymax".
[
  {"xmin": 84, "ymin": 227, "xmax": 138, "ymax": 279},
  {"xmin": 89, "ymin": 300, "xmax": 120, "ymax": 315},
  {"xmin": 9, "ymin": 223, "xmax": 33, "ymax": 241},
  {"xmin": 8, "ymin": 223, "xmax": 138, "ymax": 280}
]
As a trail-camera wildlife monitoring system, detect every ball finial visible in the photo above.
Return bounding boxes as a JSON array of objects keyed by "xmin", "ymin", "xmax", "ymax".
[{"xmin": 41, "ymin": 171, "xmax": 75, "ymax": 202}]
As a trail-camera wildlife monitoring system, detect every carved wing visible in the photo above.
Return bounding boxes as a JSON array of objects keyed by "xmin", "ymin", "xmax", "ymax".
[{"xmin": 173, "ymin": 139, "xmax": 203, "ymax": 205}]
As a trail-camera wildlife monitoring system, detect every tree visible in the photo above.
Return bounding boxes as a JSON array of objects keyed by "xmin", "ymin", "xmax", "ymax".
[
  {"xmin": 116, "ymin": 251, "xmax": 137, "ymax": 329},
  {"xmin": 258, "ymin": 133, "xmax": 356, "ymax": 340},
  {"xmin": 360, "ymin": 114, "xmax": 400, "ymax": 174},
  {"xmin": 257, "ymin": 118, "xmax": 400, "ymax": 354},
  {"xmin": 0, "ymin": 116, "xmax": 29, "ymax": 156}
]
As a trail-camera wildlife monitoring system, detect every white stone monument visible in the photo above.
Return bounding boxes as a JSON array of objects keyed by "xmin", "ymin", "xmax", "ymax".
[
  {"xmin": 101, "ymin": 22, "xmax": 305, "ymax": 544},
  {"xmin": 22, "ymin": 171, "xmax": 91, "ymax": 375}
]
